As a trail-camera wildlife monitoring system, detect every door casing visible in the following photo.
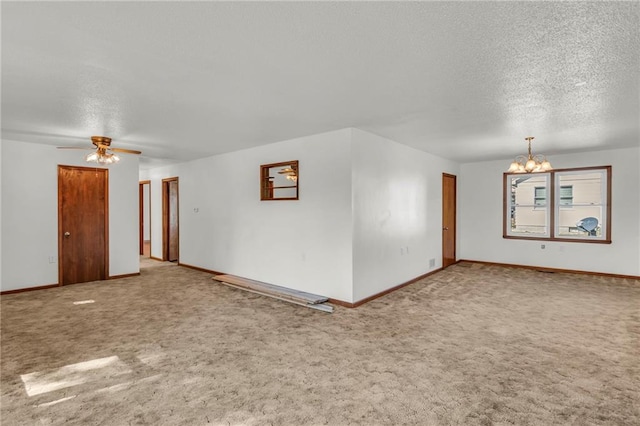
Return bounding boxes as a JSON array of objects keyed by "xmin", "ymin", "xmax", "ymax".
[
  {"xmin": 442, "ymin": 173, "xmax": 457, "ymax": 269},
  {"xmin": 162, "ymin": 177, "xmax": 179, "ymax": 262},
  {"xmin": 139, "ymin": 180, "xmax": 151, "ymax": 256},
  {"xmin": 58, "ymin": 165, "xmax": 109, "ymax": 285}
]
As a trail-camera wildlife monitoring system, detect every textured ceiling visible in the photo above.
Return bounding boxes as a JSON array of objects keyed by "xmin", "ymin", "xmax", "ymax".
[{"xmin": 2, "ymin": 2, "xmax": 639, "ymax": 168}]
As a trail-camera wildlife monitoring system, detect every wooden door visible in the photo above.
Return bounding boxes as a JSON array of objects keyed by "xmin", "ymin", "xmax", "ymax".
[
  {"xmin": 442, "ymin": 173, "xmax": 457, "ymax": 268},
  {"xmin": 139, "ymin": 181, "xmax": 150, "ymax": 256},
  {"xmin": 58, "ymin": 166, "xmax": 108, "ymax": 285},
  {"xmin": 163, "ymin": 178, "xmax": 179, "ymax": 262}
]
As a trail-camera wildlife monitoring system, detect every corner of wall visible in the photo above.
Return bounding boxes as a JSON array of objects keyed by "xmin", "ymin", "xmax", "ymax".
[
  {"xmin": 348, "ymin": 128, "xmax": 356, "ymax": 304},
  {"xmin": 349, "ymin": 131, "xmax": 461, "ymax": 302},
  {"xmin": 0, "ymin": 140, "xmax": 3, "ymax": 285}
]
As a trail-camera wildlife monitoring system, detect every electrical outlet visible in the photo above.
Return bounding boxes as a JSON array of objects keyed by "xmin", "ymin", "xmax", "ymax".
[
  {"xmin": 429, "ymin": 258, "xmax": 435, "ymax": 268},
  {"xmin": 48, "ymin": 256, "xmax": 56, "ymax": 264}
]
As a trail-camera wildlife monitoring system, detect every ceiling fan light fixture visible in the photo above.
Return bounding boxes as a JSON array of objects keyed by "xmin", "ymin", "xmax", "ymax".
[
  {"xmin": 279, "ymin": 166, "xmax": 298, "ymax": 182},
  {"xmin": 101, "ymin": 153, "xmax": 120, "ymax": 165},
  {"xmin": 86, "ymin": 151, "xmax": 120, "ymax": 165}
]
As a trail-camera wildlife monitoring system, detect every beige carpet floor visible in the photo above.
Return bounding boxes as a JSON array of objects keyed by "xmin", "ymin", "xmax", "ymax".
[{"xmin": 1, "ymin": 261, "xmax": 639, "ymax": 425}]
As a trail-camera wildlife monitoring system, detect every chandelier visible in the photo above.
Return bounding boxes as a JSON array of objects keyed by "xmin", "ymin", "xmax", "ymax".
[{"xmin": 507, "ymin": 136, "xmax": 552, "ymax": 173}]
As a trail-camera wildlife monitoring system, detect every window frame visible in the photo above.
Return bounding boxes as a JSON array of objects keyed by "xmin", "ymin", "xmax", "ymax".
[
  {"xmin": 503, "ymin": 166, "xmax": 611, "ymax": 244},
  {"xmin": 260, "ymin": 160, "xmax": 299, "ymax": 201}
]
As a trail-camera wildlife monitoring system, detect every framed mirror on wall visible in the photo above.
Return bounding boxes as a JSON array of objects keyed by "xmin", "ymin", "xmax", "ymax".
[{"xmin": 260, "ymin": 160, "xmax": 299, "ymax": 201}]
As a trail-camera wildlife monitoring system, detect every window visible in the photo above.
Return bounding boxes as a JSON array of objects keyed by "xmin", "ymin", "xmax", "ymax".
[
  {"xmin": 504, "ymin": 166, "xmax": 611, "ymax": 243},
  {"xmin": 559, "ymin": 185, "xmax": 573, "ymax": 206},
  {"xmin": 534, "ymin": 187, "xmax": 546, "ymax": 206},
  {"xmin": 260, "ymin": 160, "xmax": 299, "ymax": 200}
]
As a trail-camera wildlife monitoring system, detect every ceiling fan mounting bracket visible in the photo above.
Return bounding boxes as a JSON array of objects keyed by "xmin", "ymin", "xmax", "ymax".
[{"xmin": 91, "ymin": 136, "xmax": 112, "ymax": 147}]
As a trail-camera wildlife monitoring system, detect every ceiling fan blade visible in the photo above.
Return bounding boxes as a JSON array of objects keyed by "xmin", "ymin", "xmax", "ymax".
[
  {"xmin": 57, "ymin": 146, "xmax": 94, "ymax": 150},
  {"xmin": 109, "ymin": 147, "xmax": 142, "ymax": 155},
  {"xmin": 58, "ymin": 137, "xmax": 141, "ymax": 157}
]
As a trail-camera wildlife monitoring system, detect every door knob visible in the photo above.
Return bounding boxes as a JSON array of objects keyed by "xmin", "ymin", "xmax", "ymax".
[
  {"xmin": 64, "ymin": 232, "xmax": 71, "ymax": 237},
  {"xmin": 443, "ymin": 227, "xmax": 449, "ymax": 231}
]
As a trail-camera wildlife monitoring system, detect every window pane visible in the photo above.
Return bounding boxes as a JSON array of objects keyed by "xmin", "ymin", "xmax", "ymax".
[
  {"xmin": 555, "ymin": 170, "xmax": 607, "ymax": 240},
  {"xmin": 511, "ymin": 175, "xmax": 547, "ymax": 207},
  {"xmin": 558, "ymin": 173, "xmax": 602, "ymax": 205},
  {"xmin": 511, "ymin": 205, "xmax": 549, "ymax": 235},
  {"xmin": 506, "ymin": 174, "xmax": 549, "ymax": 237},
  {"xmin": 557, "ymin": 206, "xmax": 603, "ymax": 237}
]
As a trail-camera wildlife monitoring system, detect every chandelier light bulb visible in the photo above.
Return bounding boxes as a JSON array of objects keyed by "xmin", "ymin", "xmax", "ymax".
[
  {"xmin": 540, "ymin": 160, "xmax": 552, "ymax": 171},
  {"xmin": 525, "ymin": 159, "xmax": 536, "ymax": 172},
  {"xmin": 85, "ymin": 152, "xmax": 99, "ymax": 162},
  {"xmin": 85, "ymin": 150, "xmax": 120, "ymax": 166}
]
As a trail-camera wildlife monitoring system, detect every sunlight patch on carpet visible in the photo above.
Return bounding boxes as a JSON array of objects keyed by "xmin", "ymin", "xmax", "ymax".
[
  {"xmin": 34, "ymin": 395, "xmax": 77, "ymax": 407},
  {"xmin": 20, "ymin": 356, "xmax": 131, "ymax": 397}
]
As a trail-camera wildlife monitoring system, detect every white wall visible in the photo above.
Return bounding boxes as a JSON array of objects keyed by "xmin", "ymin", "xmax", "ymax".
[
  {"xmin": 142, "ymin": 129, "xmax": 354, "ymax": 302},
  {"xmin": 459, "ymin": 146, "xmax": 640, "ymax": 276},
  {"xmin": 141, "ymin": 128, "xmax": 464, "ymax": 303},
  {"xmin": 1, "ymin": 139, "xmax": 140, "ymax": 291},
  {"xmin": 351, "ymin": 129, "xmax": 460, "ymax": 301}
]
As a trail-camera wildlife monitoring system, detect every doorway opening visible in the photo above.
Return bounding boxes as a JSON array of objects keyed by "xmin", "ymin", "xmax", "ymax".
[
  {"xmin": 139, "ymin": 180, "xmax": 151, "ymax": 258},
  {"xmin": 162, "ymin": 177, "xmax": 179, "ymax": 262},
  {"xmin": 58, "ymin": 165, "xmax": 109, "ymax": 285},
  {"xmin": 442, "ymin": 173, "xmax": 457, "ymax": 269}
]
